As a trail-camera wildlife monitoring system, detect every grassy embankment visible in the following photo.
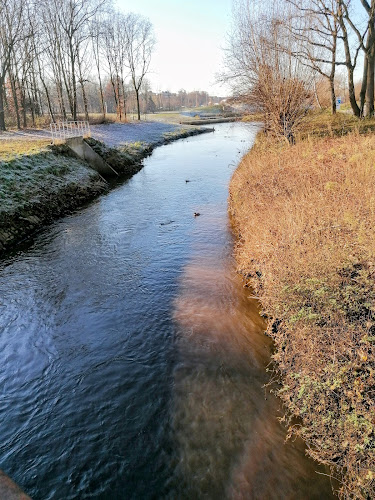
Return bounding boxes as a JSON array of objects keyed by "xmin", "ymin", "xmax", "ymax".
[
  {"xmin": 0, "ymin": 139, "xmax": 107, "ymax": 253},
  {"xmin": 229, "ymin": 111, "xmax": 375, "ymax": 498},
  {"xmin": 0, "ymin": 126, "xmax": 209, "ymax": 254}
]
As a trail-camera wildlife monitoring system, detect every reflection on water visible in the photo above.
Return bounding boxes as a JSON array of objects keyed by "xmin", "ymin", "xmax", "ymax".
[
  {"xmin": 0, "ymin": 123, "xmax": 333, "ymax": 499},
  {"xmin": 172, "ymin": 217, "xmax": 333, "ymax": 499}
]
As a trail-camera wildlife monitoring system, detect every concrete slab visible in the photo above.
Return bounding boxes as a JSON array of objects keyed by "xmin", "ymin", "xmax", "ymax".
[{"xmin": 66, "ymin": 137, "xmax": 118, "ymax": 178}]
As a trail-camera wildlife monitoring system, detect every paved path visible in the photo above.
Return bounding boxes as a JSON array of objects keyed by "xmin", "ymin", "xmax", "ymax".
[
  {"xmin": 0, "ymin": 128, "xmax": 51, "ymax": 140},
  {"xmin": 90, "ymin": 121, "xmax": 182, "ymax": 147},
  {"xmin": 0, "ymin": 122, "xmax": 189, "ymax": 147}
]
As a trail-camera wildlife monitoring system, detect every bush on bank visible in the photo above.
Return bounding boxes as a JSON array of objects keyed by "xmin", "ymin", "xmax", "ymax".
[{"xmin": 229, "ymin": 129, "xmax": 375, "ymax": 498}]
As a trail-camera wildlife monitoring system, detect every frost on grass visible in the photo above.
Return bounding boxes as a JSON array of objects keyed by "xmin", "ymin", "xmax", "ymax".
[
  {"xmin": 90, "ymin": 121, "xmax": 184, "ymax": 147},
  {"xmin": 0, "ymin": 122, "xmax": 209, "ymax": 252},
  {"xmin": 0, "ymin": 147, "xmax": 106, "ymax": 254},
  {"xmin": 0, "ymin": 151, "xmax": 97, "ymax": 215}
]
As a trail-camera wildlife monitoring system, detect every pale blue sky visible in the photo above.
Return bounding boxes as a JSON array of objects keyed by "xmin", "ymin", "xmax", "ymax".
[
  {"xmin": 115, "ymin": 0, "xmax": 233, "ymax": 95},
  {"xmin": 115, "ymin": 0, "xmax": 372, "ymax": 95}
]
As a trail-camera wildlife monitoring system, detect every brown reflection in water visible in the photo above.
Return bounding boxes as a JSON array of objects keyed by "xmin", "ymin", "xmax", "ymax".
[{"xmin": 172, "ymin": 256, "xmax": 334, "ymax": 500}]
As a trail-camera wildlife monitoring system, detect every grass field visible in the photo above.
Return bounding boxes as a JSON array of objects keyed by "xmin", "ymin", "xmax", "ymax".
[{"xmin": 0, "ymin": 139, "xmax": 51, "ymax": 160}]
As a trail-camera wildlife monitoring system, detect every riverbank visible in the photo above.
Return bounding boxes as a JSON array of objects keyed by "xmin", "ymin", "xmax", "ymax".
[
  {"xmin": 0, "ymin": 122, "xmax": 334, "ymax": 499},
  {"xmin": 0, "ymin": 123, "xmax": 211, "ymax": 255},
  {"xmin": 229, "ymin": 119, "xmax": 375, "ymax": 498},
  {"xmin": 179, "ymin": 117, "xmax": 239, "ymax": 125}
]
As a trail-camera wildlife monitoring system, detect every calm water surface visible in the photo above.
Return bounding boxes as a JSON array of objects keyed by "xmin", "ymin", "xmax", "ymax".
[{"xmin": 0, "ymin": 123, "xmax": 333, "ymax": 499}]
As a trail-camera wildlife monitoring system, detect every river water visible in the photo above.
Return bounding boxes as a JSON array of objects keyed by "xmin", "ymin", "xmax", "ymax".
[{"xmin": 0, "ymin": 123, "xmax": 333, "ymax": 499}]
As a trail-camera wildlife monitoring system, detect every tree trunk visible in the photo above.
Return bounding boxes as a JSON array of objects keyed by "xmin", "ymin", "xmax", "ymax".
[
  {"xmin": 56, "ymin": 81, "xmax": 67, "ymax": 120},
  {"xmin": 77, "ymin": 55, "xmax": 89, "ymax": 122},
  {"xmin": 360, "ymin": 53, "xmax": 368, "ymax": 116},
  {"xmin": 36, "ymin": 49, "xmax": 55, "ymax": 122},
  {"xmin": 330, "ymin": 77, "xmax": 336, "ymax": 115},
  {"xmin": 136, "ymin": 88, "xmax": 141, "ymax": 120},
  {"xmin": 93, "ymin": 42, "xmax": 105, "ymax": 120},
  {"xmin": 22, "ymin": 90, "xmax": 27, "ymax": 128},
  {"xmin": 121, "ymin": 78, "xmax": 127, "ymax": 121},
  {"xmin": 27, "ymin": 87, "xmax": 35, "ymax": 127},
  {"xmin": 9, "ymin": 71, "xmax": 21, "ymax": 129},
  {"xmin": 116, "ymin": 77, "xmax": 122, "ymax": 121},
  {"xmin": 42, "ymin": 80, "xmax": 55, "ymax": 122},
  {"xmin": 55, "ymin": 38, "xmax": 73, "ymax": 118},
  {"xmin": 98, "ymin": 69, "xmax": 105, "ymax": 120},
  {"xmin": 330, "ymin": 34, "xmax": 337, "ymax": 115},
  {"xmin": 31, "ymin": 68, "xmax": 41, "ymax": 117},
  {"xmin": 69, "ymin": 41, "xmax": 77, "ymax": 121},
  {"xmin": 38, "ymin": 88, "xmax": 44, "ymax": 117},
  {"xmin": 81, "ymin": 82, "xmax": 89, "ymax": 122},
  {"xmin": 0, "ymin": 81, "xmax": 6, "ymax": 131},
  {"xmin": 339, "ymin": 5, "xmax": 361, "ymax": 117},
  {"xmin": 365, "ymin": 44, "xmax": 375, "ymax": 117},
  {"xmin": 110, "ymin": 75, "xmax": 119, "ymax": 120},
  {"xmin": 347, "ymin": 66, "xmax": 361, "ymax": 117},
  {"xmin": 61, "ymin": 72, "xmax": 73, "ymax": 118}
]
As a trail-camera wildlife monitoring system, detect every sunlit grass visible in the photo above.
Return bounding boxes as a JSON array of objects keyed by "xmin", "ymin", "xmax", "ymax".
[
  {"xmin": 242, "ymin": 113, "xmax": 263, "ymax": 122},
  {"xmin": 144, "ymin": 112, "xmax": 186, "ymax": 123},
  {"xmin": 0, "ymin": 139, "xmax": 51, "ymax": 160},
  {"xmin": 297, "ymin": 109, "xmax": 375, "ymax": 139},
  {"xmin": 229, "ymin": 126, "xmax": 375, "ymax": 499},
  {"xmin": 242, "ymin": 108, "xmax": 375, "ymax": 139}
]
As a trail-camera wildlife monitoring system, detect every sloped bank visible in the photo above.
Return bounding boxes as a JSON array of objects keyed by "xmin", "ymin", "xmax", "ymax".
[
  {"xmin": 229, "ymin": 133, "xmax": 375, "ymax": 499},
  {"xmin": 0, "ymin": 126, "xmax": 211, "ymax": 256}
]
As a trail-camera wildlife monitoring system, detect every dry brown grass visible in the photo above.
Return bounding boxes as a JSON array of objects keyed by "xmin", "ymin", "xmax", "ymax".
[
  {"xmin": 229, "ymin": 131, "xmax": 375, "ymax": 498},
  {"xmin": 242, "ymin": 113, "xmax": 264, "ymax": 122},
  {"xmin": 0, "ymin": 139, "xmax": 50, "ymax": 160},
  {"xmin": 296, "ymin": 110, "xmax": 375, "ymax": 140}
]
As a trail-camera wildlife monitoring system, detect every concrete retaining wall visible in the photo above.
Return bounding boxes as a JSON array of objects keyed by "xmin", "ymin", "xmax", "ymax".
[{"xmin": 66, "ymin": 137, "xmax": 119, "ymax": 178}]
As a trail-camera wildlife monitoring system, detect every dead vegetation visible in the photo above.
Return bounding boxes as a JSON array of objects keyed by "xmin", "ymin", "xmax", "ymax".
[
  {"xmin": 296, "ymin": 110, "xmax": 375, "ymax": 140},
  {"xmin": 229, "ymin": 126, "xmax": 375, "ymax": 498}
]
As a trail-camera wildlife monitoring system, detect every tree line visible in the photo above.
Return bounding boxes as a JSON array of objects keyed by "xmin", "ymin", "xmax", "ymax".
[
  {"xmin": 0, "ymin": 0, "xmax": 155, "ymax": 131},
  {"xmin": 225, "ymin": 0, "xmax": 375, "ymax": 142}
]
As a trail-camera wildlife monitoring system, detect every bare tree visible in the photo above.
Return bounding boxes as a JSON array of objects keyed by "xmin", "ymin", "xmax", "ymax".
[
  {"xmin": 124, "ymin": 13, "xmax": 155, "ymax": 120},
  {"xmin": 0, "ymin": 0, "xmax": 159, "ymax": 128},
  {"xmin": 28, "ymin": 7, "xmax": 56, "ymax": 122},
  {"xmin": 76, "ymin": 38, "xmax": 91, "ymax": 122},
  {"xmin": 103, "ymin": 13, "xmax": 129, "ymax": 121},
  {"xmin": 335, "ymin": 0, "xmax": 365, "ymax": 117},
  {"xmin": 49, "ymin": 0, "xmax": 107, "ymax": 121},
  {"xmin": 286, "ymin": 0, "xmax": 341, "ymax": 114},
  {"xmin": 90, "ymin": 14, "xmax": 106, "ymax": 120},
  {"xmin": 224, "ymin": 0, "xmax": 314, "ymax": 143},
  {"xmin": 358, "ymin": 0, "xmax": 375, "ymax": 117},
  {"xmin": 0, "ymin": 0, "xmax": 26, "ymax": 130}
]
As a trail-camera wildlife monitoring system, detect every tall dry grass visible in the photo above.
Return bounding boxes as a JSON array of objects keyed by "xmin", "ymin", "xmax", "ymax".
[{"xmin": 229, "ymin": 132, "xmax": 375, "ymax": 498}]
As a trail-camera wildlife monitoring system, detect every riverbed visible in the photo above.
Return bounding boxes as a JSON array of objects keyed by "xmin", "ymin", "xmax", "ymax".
[{"xmin": 0, "ymin": 123, "xmax": 333, "ymax": 499}]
